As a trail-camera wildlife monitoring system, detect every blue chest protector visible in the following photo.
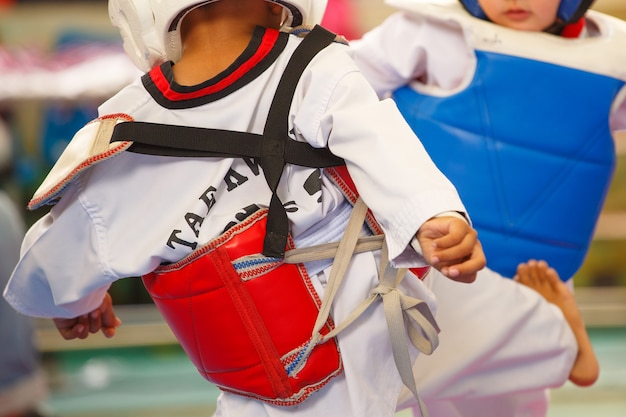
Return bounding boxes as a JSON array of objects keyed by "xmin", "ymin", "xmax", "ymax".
[{"xmin": 393, "ymin": 51, "xmax": 624, "ymax": 280}]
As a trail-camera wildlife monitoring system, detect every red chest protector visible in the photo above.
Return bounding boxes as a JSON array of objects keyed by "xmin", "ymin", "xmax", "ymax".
[{"xmin": 143, "ymin": 209, "xmax": 342, "ymax": 405}]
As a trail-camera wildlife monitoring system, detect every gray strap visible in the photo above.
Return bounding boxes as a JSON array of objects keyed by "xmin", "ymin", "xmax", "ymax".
[
  {"xmin": 376, "ymin": 243, "xmax": 438, "ymax": 417},
  {"xmin": 286, "ymin": 198, "xmax": 439, "ymax": 417},
  {"xmin": 288, "ymin": 196, "xmax": 370, "ymax": 374},
  {"xmin": 284, "ymin": 235, "xmax": 384, "ymax": 264},
  {"xmin": 319, "ymin": 241, "xmax": 438, "ymax": 417}
]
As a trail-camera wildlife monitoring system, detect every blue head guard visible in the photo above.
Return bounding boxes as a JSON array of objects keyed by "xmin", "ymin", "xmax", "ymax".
[{"xmin": 459, "ymin": 0, "xmax": 595, "ymax": 25}]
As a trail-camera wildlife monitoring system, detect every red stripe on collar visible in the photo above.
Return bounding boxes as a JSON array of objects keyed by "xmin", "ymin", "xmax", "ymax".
[{"xmin": 149, "ymin": 28, "xmax": 280, "ymax": 101}]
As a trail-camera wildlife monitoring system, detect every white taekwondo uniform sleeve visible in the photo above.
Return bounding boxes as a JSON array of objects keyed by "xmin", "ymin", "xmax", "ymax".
[
  {"xmin": 351, "ymin": 12, "xmax": 472, "ymax": 98},
  {"xmin": 4, "ymin": 180, "xmax": 114, "ymax": 318},
  {"xmin": 293, "ymin": 45, "xmax": 466, "ymax": 264}
]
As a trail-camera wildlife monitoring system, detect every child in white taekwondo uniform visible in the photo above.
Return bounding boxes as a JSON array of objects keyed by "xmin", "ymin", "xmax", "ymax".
[
  {"xmin": 3, "ymin": 1, "xmax": 487, "ymax": 417},
  {"xmin": 351, "ymin": 0, "xmax": 618, "ymax": 416}
]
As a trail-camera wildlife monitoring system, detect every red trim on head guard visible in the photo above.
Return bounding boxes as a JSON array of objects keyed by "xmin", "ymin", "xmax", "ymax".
[{"xmin": 561, "ymin": 18, "xmax": 585, "ymax": 38}]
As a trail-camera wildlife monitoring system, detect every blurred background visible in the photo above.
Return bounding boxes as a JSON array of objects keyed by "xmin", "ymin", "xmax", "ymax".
[{"xmin": 0, "ymin": 1, "xmax": 624, "ymax": 417}]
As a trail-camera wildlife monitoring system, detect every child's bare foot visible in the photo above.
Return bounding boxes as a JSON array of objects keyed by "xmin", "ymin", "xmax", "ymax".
[{"xmin": 514, "ymin": 260, "xmax": 599, "ymax": 387}]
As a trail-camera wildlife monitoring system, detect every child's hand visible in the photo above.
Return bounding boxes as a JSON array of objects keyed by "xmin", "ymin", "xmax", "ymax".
[
  {"xmin": 53, "ymin": 292, "xmax": 122, "ymax": 340},
  {"xmin": 416, "ymin": 216, "xmax": 486, "ymax": 283}
]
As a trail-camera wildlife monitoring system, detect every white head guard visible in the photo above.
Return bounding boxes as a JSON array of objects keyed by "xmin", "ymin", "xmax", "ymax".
[{"xmin": 109, "ymin": 0, "xmax": 328, "ymax": 72}]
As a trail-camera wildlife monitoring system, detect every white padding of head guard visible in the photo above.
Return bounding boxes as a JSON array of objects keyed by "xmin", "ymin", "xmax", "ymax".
[
  {"xmin": 150, "ymin": 0, "xmax": 215, "ymax": 66},
  {"xmin": 109, "ymin": 0, "xmax": 167, "ymax": 72},
  {"xmin": 268, "ymin": 0, "xmax": 328, "ymax": 28}
]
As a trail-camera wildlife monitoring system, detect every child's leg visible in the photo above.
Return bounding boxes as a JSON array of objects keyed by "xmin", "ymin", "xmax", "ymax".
[
  {"xmin": 514, "ymin": 260, "xmax": 599, "ymax": 387},
  {"xmin": 398, "ymin": 267, "xmax": 579, "ymax": 417}
]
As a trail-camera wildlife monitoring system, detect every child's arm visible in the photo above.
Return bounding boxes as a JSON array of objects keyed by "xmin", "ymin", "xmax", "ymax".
[
  {"xmin": 53, "ymin": 292, "xmax": 121, "ymax": 340},
  {"xmin": 415, "ymin": 215, "xmax": 486, "ymax": 283},
  {"xmin": 351, "ymin": 11, "xmax": 468, "ymax": 99}
]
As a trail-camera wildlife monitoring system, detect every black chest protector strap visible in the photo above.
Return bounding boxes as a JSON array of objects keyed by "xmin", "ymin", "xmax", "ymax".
[{"xmin": 110, "ymin": 25, "xmax": 345, "ymax": 258}]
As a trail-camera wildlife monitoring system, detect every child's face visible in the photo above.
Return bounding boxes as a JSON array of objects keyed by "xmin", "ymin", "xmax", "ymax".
[{"xmin": 478, "ymin": 0, "xmax": 560, "ymax": 31}]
